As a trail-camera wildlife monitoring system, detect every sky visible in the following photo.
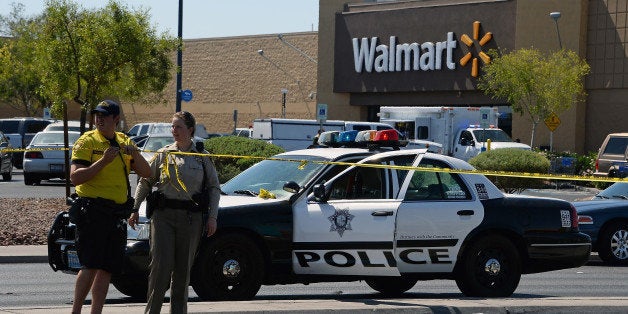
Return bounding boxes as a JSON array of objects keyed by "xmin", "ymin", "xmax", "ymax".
[{"xmin": 1, "ymin": 0, "xmax": 319, "ymax": 39}]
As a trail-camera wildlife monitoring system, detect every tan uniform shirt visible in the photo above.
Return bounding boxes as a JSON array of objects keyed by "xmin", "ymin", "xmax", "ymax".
[{"xmin": 135, "ymin": 141, "xmax": 221, "ymax": 219}]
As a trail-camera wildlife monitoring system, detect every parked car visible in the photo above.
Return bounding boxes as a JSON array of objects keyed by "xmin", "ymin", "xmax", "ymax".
[
  {"xmin": 574, "ymin": 182, "xmax": 628, "ymax": 265},
  {"xmin": 127, "ymin": 122, "xmax": 173, "ymax": 138},
  {"xmin": 231, "ymin": 127, "xmax": 252, "ymax": 138},
  {"xmin": 594, "ymin": 133, "xmax": 628, "ymax": 177},
  {"xmin": 0, "ymin": 130, "xmax": 13, "ymax": 181},
  {"xmin": 206, "ymin": 133, "xmax": 225, "ymax": 139},
  {"xmin": 22, "ymin": 130, "xmax": 81, "ymax": 185},
  {"xmin": 137, "ymin": 133, "xmax": 206, "ymax": 161},
  {"xmin": 43, "ymin": 120, "xmax": 92, "ymax": 133},
  {"xmin": 0, "ymin": 117, "xmax": 53, "ymax": 168}
]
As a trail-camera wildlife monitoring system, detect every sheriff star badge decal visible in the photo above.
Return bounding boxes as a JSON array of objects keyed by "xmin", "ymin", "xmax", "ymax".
[{"xmin": 328, "ymin": 208, "xmax": 355, "ymax": 237}]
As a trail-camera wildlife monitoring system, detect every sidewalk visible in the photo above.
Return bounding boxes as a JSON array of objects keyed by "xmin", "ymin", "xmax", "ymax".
[
  {"xmin": 0, "ymin": 245, "xmax": 48, "ymax": 264},
  {"xmin": 2, "ymin": 296, "xmax": 628, "ymax": 313}
]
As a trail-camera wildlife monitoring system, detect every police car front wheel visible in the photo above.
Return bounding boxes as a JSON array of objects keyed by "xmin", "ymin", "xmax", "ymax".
[
  {"xmin": 455, "ymin": 235, "xmax": 521, "ymax": 297},
  {"xmin": 191, "ymin": 234, "xmax": 264, "ymax": 301}
]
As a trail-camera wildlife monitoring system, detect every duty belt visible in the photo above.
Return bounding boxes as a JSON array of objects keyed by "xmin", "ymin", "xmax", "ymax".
[{"xmin": 163, "ymin": 198, "xmax": 196, "ymax": 210}]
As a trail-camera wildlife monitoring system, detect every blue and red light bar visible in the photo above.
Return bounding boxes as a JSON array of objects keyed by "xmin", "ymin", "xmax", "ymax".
[{"xmin": 316, "ymin": 129, "xmax": 405, "ymax": 149}]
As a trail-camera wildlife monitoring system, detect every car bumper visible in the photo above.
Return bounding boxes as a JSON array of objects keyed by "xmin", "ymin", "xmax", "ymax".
[
  {"xmin": 525, "ymin": 232, "xmax": 591, "ymax": 273},
  {"xmin": 48, "ymin": 211, "xmax": 151, "ymax": 276}
]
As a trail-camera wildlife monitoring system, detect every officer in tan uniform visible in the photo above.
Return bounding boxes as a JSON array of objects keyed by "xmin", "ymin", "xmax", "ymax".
[{"xmin": 130, "ymin": 111, "xmax": 220, "ymax": 314}]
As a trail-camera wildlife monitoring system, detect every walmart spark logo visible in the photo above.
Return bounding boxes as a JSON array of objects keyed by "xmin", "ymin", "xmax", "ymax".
[{"xmin": 459, "ymin": 21, "xmax": 493, "ymax": 77}]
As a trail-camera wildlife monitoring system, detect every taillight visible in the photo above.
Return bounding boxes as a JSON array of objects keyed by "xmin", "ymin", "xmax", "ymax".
[
  {"xmin": 569, "ymin": 204, "xmax": 579, "ymax": 231},
  {"xmin": 24, "ymin": 151, "xmax": 43, "ymax": 159},
  {"xmin": 595, "ymin": 159, "xmax": 599, "ymax": 172}
]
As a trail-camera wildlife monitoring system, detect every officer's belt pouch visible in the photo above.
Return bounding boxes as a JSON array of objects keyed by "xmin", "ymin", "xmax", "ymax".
[
  {"xmin": 67, "ymin": 193, "xmax": 85, "ymax": 225},
  {"xmin": 146, "ymin": 190, "xmax": 165, "ymax": 219}
]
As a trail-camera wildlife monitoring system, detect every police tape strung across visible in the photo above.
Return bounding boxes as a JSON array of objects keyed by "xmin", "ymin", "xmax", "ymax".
[{"xmin": 3, "ymin": 146, "xmax": 627, "ymax": 183}]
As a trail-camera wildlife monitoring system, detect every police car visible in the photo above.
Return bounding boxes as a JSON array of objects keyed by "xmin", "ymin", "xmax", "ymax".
[{"xmin": 48, "ymin": 129, "xmax": 591, "ymax": 300}]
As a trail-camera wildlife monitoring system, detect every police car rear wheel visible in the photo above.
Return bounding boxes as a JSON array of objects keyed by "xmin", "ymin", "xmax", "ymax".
[
  {"xmin": 455, "ymin": 235, "xmax": 521, "ymax": 297},
  {"xmin": 111, "ymin": 275, "xmax": 148, "ymax": 300},
  {"xmin": 191, "ymin": 234, "xmax": 264, "ymax": 301},
  {"xmin": 365, "ymin": 277, "xmax": 417, "ymax": 296}
]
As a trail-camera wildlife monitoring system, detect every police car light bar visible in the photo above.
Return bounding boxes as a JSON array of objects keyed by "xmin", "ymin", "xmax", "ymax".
[{"xmin": 315, "ymin": 129, "xmax": 405, "ymax": 149}]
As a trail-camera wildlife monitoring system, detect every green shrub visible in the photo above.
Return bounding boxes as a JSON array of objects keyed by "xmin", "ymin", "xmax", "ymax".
[
  {"xmin": 203, "ymin": 136, "xmax": 285, "ymax": 183},
  {"xmin": 468, "ymin": 148, "xmax": 550, "ymax": 193}
]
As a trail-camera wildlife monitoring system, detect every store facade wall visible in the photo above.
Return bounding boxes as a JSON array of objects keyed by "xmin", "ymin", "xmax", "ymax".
[
  {"xmin": 127, "ymin": 32, "xmax": 319, "ymax": 133},
  {"xmin": 318, "ymin": 0, "xmax": 623, "ymax": 154}
]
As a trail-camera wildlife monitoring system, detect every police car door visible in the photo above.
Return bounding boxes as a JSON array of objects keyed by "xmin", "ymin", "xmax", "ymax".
[
  {"xmin": 395, "ymin": 157, "xmax": 483, "ymax": 273},
  {"xmin": 294, "ymin": 156, "xmax": 411, "ymax": 276}
]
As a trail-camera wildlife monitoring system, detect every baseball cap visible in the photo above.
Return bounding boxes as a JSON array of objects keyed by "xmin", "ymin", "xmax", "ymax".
[{"xmin": 91, "ymin": 100, "xmax": 120, "ymax": 116}]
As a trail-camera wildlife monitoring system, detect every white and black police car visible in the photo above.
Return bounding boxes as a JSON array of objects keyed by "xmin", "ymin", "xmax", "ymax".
[{"xmin": 49, "ymin": 129, "xmax": 591, "ymax": 300}]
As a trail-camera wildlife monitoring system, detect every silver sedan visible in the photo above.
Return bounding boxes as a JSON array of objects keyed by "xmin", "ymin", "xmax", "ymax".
[{"xmin": 22, "ymin": 130, "xmax": 80, "ymax": 185}]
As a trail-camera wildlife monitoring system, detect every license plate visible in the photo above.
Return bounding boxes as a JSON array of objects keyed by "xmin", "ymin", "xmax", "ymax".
[
  {"xmin": 67, "ymin": 250, "xmax": 82, "ymax": 269},
  {"xmin": 50, "ymin": 164, "xmax": 64, "ymax": 172}
]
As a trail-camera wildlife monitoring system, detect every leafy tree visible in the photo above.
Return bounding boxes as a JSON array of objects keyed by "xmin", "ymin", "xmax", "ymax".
[
  {"xmin": 477, "ymin": 48, "xmax": 590, "ymax": 147},
  {"xmin": 0, "ymin": 4, "xmax": 49, "ymax": 116},
  {"xmin": 0, "ymin": 0, "xmax": 176, "ymax": 128}
]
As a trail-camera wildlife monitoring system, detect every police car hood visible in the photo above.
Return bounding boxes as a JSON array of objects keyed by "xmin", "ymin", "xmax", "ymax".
[{"xmin": 219, "ymin": 195, "xmax": 285, "ymax": 208}]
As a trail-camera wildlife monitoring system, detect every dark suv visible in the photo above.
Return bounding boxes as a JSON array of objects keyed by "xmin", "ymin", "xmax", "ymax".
[{"xmin": 0, "ymin": 118, "xmax": 52, "ymax": 168}]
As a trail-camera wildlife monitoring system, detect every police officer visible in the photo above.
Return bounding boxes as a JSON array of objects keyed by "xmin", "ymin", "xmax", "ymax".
[
  {"xmin": 131, "ymin": 111, "xmax": 221, "ymax": 314},
  {"xmin": 70, "ymin": 100, "xmax": 151, "ymax": 314}
]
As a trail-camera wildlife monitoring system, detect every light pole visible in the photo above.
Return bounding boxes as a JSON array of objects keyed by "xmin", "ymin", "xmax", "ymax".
[
  {"xmin": 550, "ymin": 11, "xmax": 562, "ymax": 50},
  {"xmin": 175, "ymin": 0, "xmax": 183, "ymax": 112},
  {"xmin": 277, "ymin": 33, "xmax": 317, "ymax": 64},
  {"xmin": 281, "ymin": 89, "xmax": 288, "ymax": 118}
]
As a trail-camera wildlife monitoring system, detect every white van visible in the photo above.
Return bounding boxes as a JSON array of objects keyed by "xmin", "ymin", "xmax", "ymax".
[{"xmin": 252, "ymin": 118, "xmax": 394, "ymax": 151}]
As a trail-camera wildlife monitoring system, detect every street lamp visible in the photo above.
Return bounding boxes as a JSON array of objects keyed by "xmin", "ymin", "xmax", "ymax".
[
  {"xmin": 549, "ymin": 11, "xmax": 562, "ymax": 50},
  {"xmin": 281, "ymin": 89, "xmax": 288, "ymax": 118},
  {"xmin": 277, "ymin": 33, "xmax": 317, "ymax": 64}
]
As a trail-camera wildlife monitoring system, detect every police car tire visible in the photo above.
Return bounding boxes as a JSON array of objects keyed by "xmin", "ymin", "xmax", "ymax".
[
  {"xmin": 111, "ymin": 275, "xmax": 148, "ymax": 300},
  {"xmin": 598, "ymin": 221, "xmax": 628, "ymax": 265},
  {"xmin": 191, "ymin": 234, "xmax": 264, "ymax": 301},
  {"xmin": 365, "ymin": 277, "xmax": 417, "ymax": 296},
  {"xmin": 454, "ymin": 235, "xmax": 521, "ymax": 297}
]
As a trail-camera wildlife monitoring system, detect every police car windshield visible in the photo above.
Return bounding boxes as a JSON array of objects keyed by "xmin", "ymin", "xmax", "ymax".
[
  {"xmin": 471, "ymin": 129, "xmax": 513, "ymax": 142},
  {"xmin": 221, "ymin": 155, "xmax": 328, "ymax": 199}
]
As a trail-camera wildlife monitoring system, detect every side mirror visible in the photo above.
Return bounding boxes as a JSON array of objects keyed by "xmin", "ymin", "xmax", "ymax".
[
  {"xmin": 0, "ymin": 142, "xmax": 7, "ymax": 148},
  {"xmin": 313, "ymin": 183, "xmax": 327, "ymax": 202},
  {"xmin": 283, "ymin": 181, "xmax": 300, "ymax": 194}
]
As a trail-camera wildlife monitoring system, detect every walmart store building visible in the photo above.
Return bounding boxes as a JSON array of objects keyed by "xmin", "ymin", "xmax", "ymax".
[{"xmin": 317, "ymin": 0, "xmax": 626, "ymax": 154}]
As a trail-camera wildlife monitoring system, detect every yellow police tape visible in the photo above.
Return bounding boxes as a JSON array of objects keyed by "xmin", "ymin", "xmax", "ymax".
[{"xmin": 3, "ymin": 147, "xmax": 628, "ymax": 183}]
